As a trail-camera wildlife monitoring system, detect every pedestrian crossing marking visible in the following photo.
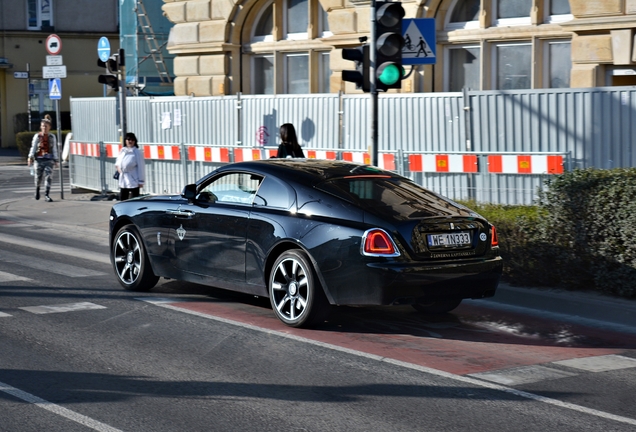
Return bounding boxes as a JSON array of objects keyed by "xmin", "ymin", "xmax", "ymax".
[
  {"xmin": 0, "ymin": 312, "xmax": 12, "ymax": 318},
  {"xmin": 468, "ymin": 364, "xmax": 578, "ymax": 386},
  {"xmin": 402, "ymin": 20, "xmax": 435, "ymax": 60},
  {"xmin": 0, "ymin": 270, "xmax": 31, "ymax": 282},
  {"xmin": 20, "ymin": 302, "xmax": 106, "ymax": 315},
  {"xmin": 553, "ymin": 354, "xmax": 636, "ymax": 372},
  {"xmin": 0, "ymin": 250, "xmax": 106, "ymax": 277}
]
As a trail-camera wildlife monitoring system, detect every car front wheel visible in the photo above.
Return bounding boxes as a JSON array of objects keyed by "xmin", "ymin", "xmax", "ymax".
[
  {"xmin": 412, "ymin": 298, "xmax": 462, "ymax": 314},
  {"xmin": 113, "ymin": 225, "xmax": 159, "ymax": 291},
  {"xmin": 269, "ymin": 250, "xmax": 329, "ymax": 328}
]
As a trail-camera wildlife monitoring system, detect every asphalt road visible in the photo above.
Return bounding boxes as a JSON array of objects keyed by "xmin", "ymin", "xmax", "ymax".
[{"xmin": 1, "ymin": 154, "xmax": 635, "ymax": 431}]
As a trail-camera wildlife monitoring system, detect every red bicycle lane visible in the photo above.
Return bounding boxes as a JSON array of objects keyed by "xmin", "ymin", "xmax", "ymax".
[{"xmin": 142, "ymin": 295, "xmax": 636, "ymax": 376}]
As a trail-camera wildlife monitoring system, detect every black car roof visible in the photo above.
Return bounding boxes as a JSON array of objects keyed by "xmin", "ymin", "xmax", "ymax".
[{"xmin": 216, "ymin": 159, "xmax": 399, "ymax": 185}]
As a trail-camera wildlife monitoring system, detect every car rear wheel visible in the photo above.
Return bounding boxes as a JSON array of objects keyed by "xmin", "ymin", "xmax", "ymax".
[
  {"xmin": 412, "ymin": 298, "xmax": 462, "ymax": 314},
  {"xmin": 113, "ymin": 225, "xmax": 159, "ymax": 291},
  {"xmin": 269, "ymin": 250, "xmax": 330, "ymax": 328}
]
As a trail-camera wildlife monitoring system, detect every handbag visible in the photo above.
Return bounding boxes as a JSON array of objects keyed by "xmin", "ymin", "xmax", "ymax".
[{"xmin": 113, "ymin": 171, "xmax": 120, "ymax": 180}]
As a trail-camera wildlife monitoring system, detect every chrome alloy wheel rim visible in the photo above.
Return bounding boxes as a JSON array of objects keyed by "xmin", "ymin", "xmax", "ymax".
[
  {"xmin": 271, "ymin": 257, "xmax": 309, "ymax": 322},
  {"xmin": 114, "ymin": 231, "xmax": 141, "ymax": 285}
]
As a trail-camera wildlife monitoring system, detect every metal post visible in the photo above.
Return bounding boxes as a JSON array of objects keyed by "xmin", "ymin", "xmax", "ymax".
[
  {"xmin": 119, "ymin": 48, "xmax": 127, "ymax": 141},
  {"xmin": 462, "ymin": 87, "xmax": 474, "ymax": 201},
  {"xmin": 370, "ymin": 0, "xmax": 378, "ymax": 167},
  {"xmin": 27, "ymin": 63, "xmax": 32, "ymax": 131},
  {"xmin": 56, "ymin": 99, "xmax": 64, "ymax": 199}
]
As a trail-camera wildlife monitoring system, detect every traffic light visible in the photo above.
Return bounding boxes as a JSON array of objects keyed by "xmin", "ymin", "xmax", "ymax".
[
  {"xmin": 375, "ymin": 1, "xmax": 405, "ymax": 91},
  {"xmin": 342, "ymin": 43, "xmax": 370, "ymax": 92},
  {"xmin": 98, "ymin": 54, "xmax": 120, "ymax": 91}
]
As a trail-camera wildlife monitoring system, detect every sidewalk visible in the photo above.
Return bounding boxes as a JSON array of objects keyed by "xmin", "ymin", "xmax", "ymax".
[{"xmin": 1, "ymin": 147, "xmax": 634, "ymax": 333}]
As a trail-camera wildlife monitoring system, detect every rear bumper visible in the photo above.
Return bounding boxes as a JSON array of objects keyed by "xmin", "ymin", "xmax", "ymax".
[{"xmin": 325, "ymin": 256, "xmax": 503, "ymax": 305}]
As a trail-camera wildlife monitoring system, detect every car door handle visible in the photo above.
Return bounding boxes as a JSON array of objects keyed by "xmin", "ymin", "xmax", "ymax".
[{"xmin": 166, "ymin": 209, "xmax": 195, "ymax": 218}]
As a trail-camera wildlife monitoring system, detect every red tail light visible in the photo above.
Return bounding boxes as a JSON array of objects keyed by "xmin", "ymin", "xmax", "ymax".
[
  {"xmin": 491, "ymin": 225, "xmax": 499, "ymax": 247},
  {"xmin": 362, "ymin": 229, "xmax": 400, "ymax": 257}
]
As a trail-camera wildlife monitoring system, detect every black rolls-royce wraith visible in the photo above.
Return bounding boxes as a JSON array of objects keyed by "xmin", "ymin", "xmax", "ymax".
[{"xmin": 109, "ymin": 159, "xmax": 502, "ymax": 327}]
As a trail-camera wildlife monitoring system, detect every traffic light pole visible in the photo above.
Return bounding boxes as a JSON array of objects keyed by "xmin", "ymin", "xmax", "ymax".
[
  {"xmin": 119, "ymin": 48, "xmax": 127, "ymax": 143},
  {"xmin": 370, "ymin": 0, "xmax": 379, "ymax": 167}
]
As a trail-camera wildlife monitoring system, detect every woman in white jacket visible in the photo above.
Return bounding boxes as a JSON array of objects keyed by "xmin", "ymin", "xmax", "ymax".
[{"xmin": 115, "ymin": 132, "xmax": 146, "ymax": 200}]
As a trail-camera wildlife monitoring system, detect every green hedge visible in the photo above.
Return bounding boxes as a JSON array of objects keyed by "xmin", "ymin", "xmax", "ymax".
[
  {"xmin": 16, "ymin": 130, "xmax": 72, "ymax": 159},
  {"xmin": 463, "ymin": 167, "xmax": 636, "ymax": 299}
]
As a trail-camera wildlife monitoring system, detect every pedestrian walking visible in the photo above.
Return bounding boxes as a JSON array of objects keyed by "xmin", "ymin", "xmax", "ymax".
[
  {"xmin": 115, "ymin": 132, "xmax": 146, "ymax": 200},
  {"xmin": 27, "ymin": 114, "xmax": 58, "ymax": 202},
  {"xmin": 276, "ymin": 123, "xmax": 305, "ymax": 158}
]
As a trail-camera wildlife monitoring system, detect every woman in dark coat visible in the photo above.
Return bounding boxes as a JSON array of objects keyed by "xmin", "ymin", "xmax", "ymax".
[{"xmin": 276, "ymin": 123, "xmax": 305, "ymax": 158}]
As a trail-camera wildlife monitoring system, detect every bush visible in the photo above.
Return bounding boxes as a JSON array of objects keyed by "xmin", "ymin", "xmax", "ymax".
[
  {"xmin": 463, "ymin": 168, "xmax": 636, "ymax": 299},
  {"xmin": 16, "ymin": 130, "xmax": 72, "ymax": 159}
]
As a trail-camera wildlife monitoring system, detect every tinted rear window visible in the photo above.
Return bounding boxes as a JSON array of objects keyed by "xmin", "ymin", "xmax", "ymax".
[{"xmin": 317, "ymin": 177, "xmax": 474, "ymax": 218}]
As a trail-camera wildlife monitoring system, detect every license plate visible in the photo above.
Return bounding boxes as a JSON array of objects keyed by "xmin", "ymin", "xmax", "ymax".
[{"xmin": 427, "ymin": 231, "xmax": 471, "ymax": 248}]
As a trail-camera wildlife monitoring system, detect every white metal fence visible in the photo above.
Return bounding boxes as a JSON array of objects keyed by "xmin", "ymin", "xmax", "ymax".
[{"xmin": 69, "ymin": 86, "xmax": 636, "ymax": 204}]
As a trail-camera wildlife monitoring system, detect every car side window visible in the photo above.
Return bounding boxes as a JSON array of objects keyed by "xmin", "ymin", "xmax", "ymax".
[
  {"xmin": 200, "ymin": 172, "xmax": 262, "ymax": 205},
  {"xmin": 253, "ymin": 176, "xmax": 294, "ymax": 209}
]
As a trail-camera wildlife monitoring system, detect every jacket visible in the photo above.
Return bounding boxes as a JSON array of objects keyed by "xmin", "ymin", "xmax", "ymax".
[
  {"xmin": 28, "ymin": 133, "xmax": 58, "ymax": 162},
  {"xmin": 115, "ymin": 147, "xmax": 146, "ymax": 189}
]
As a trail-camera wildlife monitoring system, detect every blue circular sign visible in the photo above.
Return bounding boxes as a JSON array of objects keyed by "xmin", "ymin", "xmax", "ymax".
[{"xmin": 98, "ymin": 37, "xmax": 110, "ymax": 62}]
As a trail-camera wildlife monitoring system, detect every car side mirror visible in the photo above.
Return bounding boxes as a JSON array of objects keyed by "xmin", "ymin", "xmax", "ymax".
[{"xmin": 181, "ymin": 184, "xmax": 197, "ymax": 201}]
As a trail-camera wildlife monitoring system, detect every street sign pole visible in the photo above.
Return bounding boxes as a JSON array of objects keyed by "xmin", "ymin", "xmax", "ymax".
[
  {"xmin": 56, "ymin": 98, "xmax": 64, "ymax": 199},
  {"xmin": 27, "ymin": 63, "xmax": 31, "ymax": 131}
]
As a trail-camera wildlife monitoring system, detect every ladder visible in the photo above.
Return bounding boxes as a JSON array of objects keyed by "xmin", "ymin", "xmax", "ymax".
[{"xmin": 136, "ymin": 0, "xmax": 172, "ymax": 84}]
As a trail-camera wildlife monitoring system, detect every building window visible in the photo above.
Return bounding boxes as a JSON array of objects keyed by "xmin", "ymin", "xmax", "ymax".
[
  {"xmin": 547, "ymin": 0, "xmax": 572, "ymax": 23},
  {"xmin": 254, "ymin": 3, "xmax": 274, "ymax": 42},
  {"xmin": 319, "ymin": 52, "xmax": 331, "ymax": 93},
  {"xmin": 546, "ymin": 41, "xmax": 571, "ymax": 88},
  {"xmin": 447, "ymin": 0, "xmax": 480, "ymax": 29},
  {"xmin": 27, "ymin": 0, "xmax": 54, "ymax": 31},
  {"xmin": 285, "ymin": 53, "xmax": 309, "ymax": 93},
  {"xmin": 245, "ymin": 0, "xmax": 332, "ymax": 94},
  {"xmin": 253, "ymin": 56, "xmax": 275, "ymax": 94},
  {"xmin": 494, "ymin": 0, "xmax": 531, "ymax": 26},
  {"xmin": 286, "ymin": 0, "xmax": 308, "ymax": 38},
  {"xmin": 495, "ymin": 43, "xmax": 532, "ymax": 90},
  {"xmin": 30, "ymin": 80, "xmax": 54, "ymax": 116},
  {"xmin": 447, "ymin": 46, "xmax": 481, "ymax": 91}
]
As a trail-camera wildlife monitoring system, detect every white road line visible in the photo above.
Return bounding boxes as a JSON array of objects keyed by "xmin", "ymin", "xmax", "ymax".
[
  {"xmin": 142, "ymin": 298, "xmax": 636, "ymax": 427},
  {"xmin": 468, "ymin": 365, "xmax": 578, "ymax": 386},
  {"xmin": 0, "ymin": 250, "xmax": 105, "ymax": 278},
  {"xmin": 0, "ymin": 233, "xmax": 109, "ymax": 265},
  {"xmin": 0, "ymin": 380, "xmax": 123, "ymax": 432},
  {"xmin": 0, "ymin": 270, "xmax": 31, "ymax": 282},
  {"xmin": 20, "ymin": 302, "xmax": 107, "ymax": 315},
  {"xmin": 0, "ymin": 312, "xmax": 12, "ymax": 317},
  {"xmin": 553, "ymin": 354, "xmax": 636, "ymax": 372}
]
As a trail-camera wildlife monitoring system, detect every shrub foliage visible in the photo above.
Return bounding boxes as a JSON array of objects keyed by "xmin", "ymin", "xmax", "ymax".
[{"xmin": 463, "ymin": 168, "xmax": 636, "ymax": 299}]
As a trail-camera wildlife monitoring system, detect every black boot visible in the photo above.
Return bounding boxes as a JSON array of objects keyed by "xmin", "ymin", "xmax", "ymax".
[
  {"xmin": 35, "ymin": 187, "xmax": 40, "ymax": 200},
  {"xmin": 45, "ymin": 189, "xmax": 52, "ymax": 202}
]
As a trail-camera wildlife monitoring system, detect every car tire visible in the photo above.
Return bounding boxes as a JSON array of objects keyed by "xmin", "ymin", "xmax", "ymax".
[
  {"xmin": 412, "ymin": 299, "xmax": 462, "ymax": 314},
  {"xmin": 113, "ymin": 225, "xmax": 159, "ymax": 291},
  {"xmin": 269, "ymin": 249, "xmax": 330, "ymax": 328}
]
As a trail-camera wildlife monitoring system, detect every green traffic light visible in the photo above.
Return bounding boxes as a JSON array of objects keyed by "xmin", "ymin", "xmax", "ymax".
[{"xmin": 378, "ymin": 63, "xmax": 401, "ymax": 85}]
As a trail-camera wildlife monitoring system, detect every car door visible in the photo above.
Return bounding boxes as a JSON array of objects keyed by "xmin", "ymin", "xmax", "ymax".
[{"xmin": 172, "ymin": 172, "xmax": 262, "ymax": 283}]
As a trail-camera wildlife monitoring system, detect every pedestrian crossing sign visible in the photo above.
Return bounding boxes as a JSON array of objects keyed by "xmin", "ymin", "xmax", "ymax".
[
  {"xmin": 402, "ymin": 18, "xmax": 436, "ymax": 65},
  {"xmin": 49, "ymin": 78, "xmax": 62, "ymax": 100}
]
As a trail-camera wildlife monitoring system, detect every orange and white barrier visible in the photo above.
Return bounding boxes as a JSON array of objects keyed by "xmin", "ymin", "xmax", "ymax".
[
  {"xmin": 409, "ymin": 154, "xmax": 478, "ymax": 173},
  {"xmin": 488, "ymin": 155, "xmax": 563, "ymax": 174},
  {"xmin": 187, "ymin": 146, "xmax": 230, "ymax": 163},
  {"xmin": 70, "ymin": 142, "xmax": 100, "ymax": 157},
  {"xmin": 143, "ymin": 145, "xmax": 180, "ymax": 160},
  {"xmin": 306, "ymin": 150, "xmax": 337, "ymax": 160}
]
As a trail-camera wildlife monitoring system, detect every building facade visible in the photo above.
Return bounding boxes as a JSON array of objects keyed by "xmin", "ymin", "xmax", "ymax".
[
  {"xmin": 0, "ymin": 0, "xmax": 119, "ymax": 148},
  {"xmin": 162, "ymin": 0, "xmax": 636, "ymax": 96}
]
